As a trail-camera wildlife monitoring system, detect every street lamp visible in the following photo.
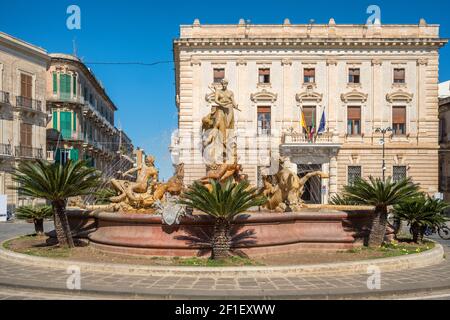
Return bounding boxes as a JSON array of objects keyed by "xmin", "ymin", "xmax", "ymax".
[{"xmin": 375, "ymin": 127, "xmax": 392, "ymax": 181}]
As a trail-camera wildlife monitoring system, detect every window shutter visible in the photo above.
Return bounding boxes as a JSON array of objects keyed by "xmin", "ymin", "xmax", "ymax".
[
  {"xmin": 348, "ymin": 106, "xmax": 361, "ymax": 120},
  {"xmin": 213, "ymin": 68, "xmax": 225, "ymax": 81},
  {"xmin": 73, "ymin": 111, "xmax": 77, "ymax": 131},
  {"xmin": 394, "ymin": 69, "xmax": 405, "ymax": 81},
  {"xmin": 60, "ymin": 74, "xmax": 71, "ymax": 99},
  {"xmin": 52, "ymin": 73, "xmax": 57, "ymax": 94},
  {"xmin": 55, "ymin": 148, "xmax": 61, "ymax": 163},
  {"xmin": 73, "ymin": 74, "xmax": 77, "ymax": 95},
  {"xmin": 70, "ymin": 148, "xmax": 79, "ymax": 162},
  {"xmin": 53, "ymin": 111, "xmax": 58, "ymax": 130},
  {"xmin": 304, "ymin": 68, "xmax": 315, "ymax": 77},
  {"xmin": 20, "ymin": 123, "xmax": 32, "ymax": 147},
  {"xmin": 21, "ymin": 74, "xmax": 32, "ymax": 98},
  {"xmin": 60, "ymin": 112, "xmax": 72, "ymax": 139},
  {"xmin": 257, "ymin": 106, "xmax": 271, "ymax": 113},
  {"xmin": 259, "ymin": 68, "xmax": 270, "ymax": 75},
  {"xmin": 393, "ymin": 106, "xmax": 406, "ymax": 123},
  {"xmin": 349, "ymin": 68, "xmax": 360, "ymax": 76}
]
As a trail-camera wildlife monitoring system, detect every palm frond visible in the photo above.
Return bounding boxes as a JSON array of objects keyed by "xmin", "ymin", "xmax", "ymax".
[
  {"xmin": 394, "ymin": 195, "xmax": 449, "ymax": 228},
  {"xmin": 179, "ymin": 179, "xmax": 267, "ymax": 220},
  {"xmin": 15, "ymin": 205, "xmax": 53, "ymax": 220},
  {"xmin": 11, "ymin": 160, "xmax": 102, "ymax": 202},
  {"xmin": 341, "ymin": 177, "xmax": 420, "ymax": 207}
]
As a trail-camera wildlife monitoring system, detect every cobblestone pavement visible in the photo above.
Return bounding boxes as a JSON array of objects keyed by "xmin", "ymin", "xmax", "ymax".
[{"xmin": 1, "ymin": 222, "xmax": 450, "ymax": 299}]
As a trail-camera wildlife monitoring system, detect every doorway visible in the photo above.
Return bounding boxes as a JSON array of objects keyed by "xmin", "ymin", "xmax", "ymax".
[{"xmin": 297, "ymin": 164, "xmax": 322, "ymax": 204}]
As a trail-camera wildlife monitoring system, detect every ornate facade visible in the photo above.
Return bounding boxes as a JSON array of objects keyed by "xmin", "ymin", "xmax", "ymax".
[
  {"xmin": 0, "ymin": 32, "xmax": 49, "ymax": 210},
  {"xmin": 172, "ymin": 19, "xmax": 446, "ymax": 203}
]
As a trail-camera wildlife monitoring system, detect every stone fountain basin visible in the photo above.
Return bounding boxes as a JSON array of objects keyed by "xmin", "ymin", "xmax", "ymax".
[{"xmin": 65, "ymin": 207, "xmax": 374, "ymax": 257}]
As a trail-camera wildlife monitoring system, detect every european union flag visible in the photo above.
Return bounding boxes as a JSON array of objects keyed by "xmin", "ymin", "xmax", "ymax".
[{"xmin": 318, "ymin": 110, "xmax": 326, "ymax": 134}]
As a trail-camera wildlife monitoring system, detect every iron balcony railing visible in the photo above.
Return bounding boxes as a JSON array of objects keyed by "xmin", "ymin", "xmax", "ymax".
[
  {"xmin": 0, "ymin": 143, "xmax": 13, "ymax": 156},
  {"xmin": 15, "ymin": 146, "xmax": 43, "ymax": 159},
  {"xmin": 0, "ymin": 91, "xmax": 10, "ymax": 104},
  {"xmin": 16, "ymin": 96, "xmax": 42, "ymax": 112}
]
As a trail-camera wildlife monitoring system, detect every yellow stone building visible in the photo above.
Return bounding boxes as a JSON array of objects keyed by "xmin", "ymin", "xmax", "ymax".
[
  {"xmin": 171, "ymin": 19, "xmax": 447, "ymax": 204},
  {"xmin": 0, "ymin": 32, "xmax": 49, "ymax": 211}
]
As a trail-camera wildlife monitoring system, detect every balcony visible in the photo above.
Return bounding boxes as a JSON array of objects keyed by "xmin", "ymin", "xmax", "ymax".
[
  {"xmin": 47, "ymin": 94, "xmax": 85, "ymax": 105},
  {"xmin": 0, "ymin": 143, "xmax": 13, "ymax": 157},
  {"xmin": 0, "ymin": 91, "xmax": 10, "ymax": 105},
  {"xmin": 15, "ymin": 96, "xmax": 43, "ymax": 113},
  {"xmin": 282, "ymin": 132, "xmax": 338, "ymax": 144},
  {"xmin": 280, "ymin": 131, "xmax": 341, "ymax": 162},
  {"xmin": 82, "ymin": 103, "xmax": 115, "ymax": 133},
  {"xmin": 15, "ymin": 146, "xmax": 43, "ymax": 159}
]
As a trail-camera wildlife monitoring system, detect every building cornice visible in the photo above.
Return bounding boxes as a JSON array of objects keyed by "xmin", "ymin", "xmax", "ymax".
[
  {"xmin": 0, "ymin": 32, "xmax": 49, "ymax": 62},
  {"xmin": 174, "ymin": 38, "xmax": 448, "ymax": 49}
]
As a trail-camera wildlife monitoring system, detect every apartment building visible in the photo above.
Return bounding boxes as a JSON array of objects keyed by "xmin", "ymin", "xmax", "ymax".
[
  {"xmin": 46, "ymin": 54, "xmax": 132, "ymax": 177},
  {"xmin": 0, "ymin": 32, "xmax": 49, "ymax": 210}
]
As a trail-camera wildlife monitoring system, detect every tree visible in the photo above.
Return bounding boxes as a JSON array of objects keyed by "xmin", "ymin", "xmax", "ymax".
[
  {"xmin": 179, "ymin": 179, "xmax": 267, "ymax": 260},
  {"xmin": 12, "ymin": 160, "xmax": 101, "ymax": 248},
  {"xmin": 15, "ymin": 205, "xmax": 52, "ymax": 235},
  {"xmin": 394, "ymin": 195, "xmax": 449, "ymax": 243},
  {"xmin": 340, "ymin": 177, "xmax": 420, "ymax": 247}
]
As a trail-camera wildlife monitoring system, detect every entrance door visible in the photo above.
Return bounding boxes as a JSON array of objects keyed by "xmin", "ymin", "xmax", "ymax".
[{"xmin": 297, "ymin": 164, "xmax": 322, "ymax": 204}]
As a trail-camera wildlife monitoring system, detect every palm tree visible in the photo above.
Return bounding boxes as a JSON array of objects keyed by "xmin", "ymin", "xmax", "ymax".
[
  {"xmin": 340, "ymin": 177, "xmax": 420, "ymax": 247},
  {"xmin": 179, "ymin": 179, "xmax": 266, "ymax": 260},
  {"xmin": 394, "ymin": 195, "xmax": 449, "ymax": 243},
  {"xmin": 15, "ymin": 205, "xmax": 52, "ymax": 235},
  {"xmin": 12, "ymin": 160, "xmax": 101, "ymax": 248}
]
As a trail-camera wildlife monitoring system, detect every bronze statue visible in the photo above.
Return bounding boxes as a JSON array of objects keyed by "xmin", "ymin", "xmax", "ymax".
[
  {"xmin": 107, "ymin": 150, "xmax": 185, "ymax": 213},
  {"xmin": 202, "ymin": 79, "xmax": 239, "ymax": 164},
  {"xmin": 260, "ymin": 158, "xmax": 330, "ymax": 212}
]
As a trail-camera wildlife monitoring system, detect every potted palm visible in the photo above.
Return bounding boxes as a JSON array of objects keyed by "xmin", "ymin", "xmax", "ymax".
[
  {"xmin": 393, "ymin": 195, "xmax": 449, "ymax": 243},
  {"xmin": 12, "ymin": 160, "xmax": 101, "ymax": 248},
  {"xmin": 15, "ymin": 205, "xmax": 52, "ymax": 235},
  {"xmin": 340, "ymin": 177, "xmax": 420, "ymax": 247},
  {"xmin": 179, "ymin": 179, "xmax": 266, "ymax": 260}
]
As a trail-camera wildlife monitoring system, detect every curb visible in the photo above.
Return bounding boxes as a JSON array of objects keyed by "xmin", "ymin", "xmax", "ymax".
[{"xmin": 0, "ymin": 239, "xmax": 444, "ymax": 277}]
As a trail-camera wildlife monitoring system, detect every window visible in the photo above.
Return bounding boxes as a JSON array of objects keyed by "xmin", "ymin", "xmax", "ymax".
[
  {"xmin": 59, "ymin": 74, "xmax": 71, "ymax": 100},
  {"xmin": 347, "ymin": 106, "xmax": 361, "ymax": 135},
  {"xmin": 20, "ymin": 123, "xmax": 32, "ymax": 147},
  {"xmin": 303, "ymin": 106, "xmax": 316, "ymax": 134},
  {"xmin": 56, "ymin": 149, "xmax": 71, "ymax": 165},
  {"xmin": 439, "ymin": 161, "xmax": 445, "ymax": 191},
  {"xmin": 52, "ymin": 73, "xmax": 58, "ymax": 94},
  {"xmin": 304, "ymin": 68, "xmax": 315, "ymax": 83},
  {"xmin": 393, "ymin": 166, "xmax": 407, "ymax": 183},
  {"xmin": 60, "ymin": 111, "xmax": 72, "ymax": 139},
  {"xmin": 348, "ymin": 166, "xmax": 362, "ymax": 186},
  {"xmin": 394, "ymin": 68, "xmax": 406, "ymax": 84},
  {"xmin": 392, "ymin": 106, "xmax": 406, "ymax": 135},
  {"xmin": 213, "ymin": 68, "xmax": 225, "ymax": 83},
  {"xmin": 257, "ymin": 106, "xmax": 271, "ymax": 135},
  {"xmin": 348, "ymin": 68, "xmax": 360, "ymax": 84},
  {"xmin": 73, "ymin": 74, "xmax": 77, "ymax": 96},
  {"xmin": 439, "ymin": 118, "xmax": 447, "ymax": 143},
  {"xmin": 20, "ymin": 74, "xmax": 32, "ymax": 98},
  {"xmin": 258, "ymin": 68, "xmax": 270, "ymax": 84}
]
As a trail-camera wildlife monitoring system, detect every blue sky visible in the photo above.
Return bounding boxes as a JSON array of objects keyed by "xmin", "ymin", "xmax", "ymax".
[{"xmin": 1, "ymin": 0, "xmax": 450, "ymax": 179}]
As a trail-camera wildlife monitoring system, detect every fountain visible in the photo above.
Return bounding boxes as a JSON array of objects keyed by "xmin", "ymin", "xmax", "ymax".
[{"xmin": 65, "ymin": 79, "xmax": 375, "ymax": 258}]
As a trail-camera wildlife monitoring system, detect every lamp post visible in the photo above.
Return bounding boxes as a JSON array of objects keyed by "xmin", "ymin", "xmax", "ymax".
[{"xmin": 375, "ymin": 127, "xmax": 392, "ymax": 181}]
